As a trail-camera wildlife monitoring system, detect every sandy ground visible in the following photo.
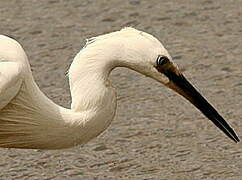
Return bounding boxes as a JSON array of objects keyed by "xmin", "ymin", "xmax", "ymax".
[{"xmin": 0, "ymin": 0, "xmax": 242, "ymax": 179}]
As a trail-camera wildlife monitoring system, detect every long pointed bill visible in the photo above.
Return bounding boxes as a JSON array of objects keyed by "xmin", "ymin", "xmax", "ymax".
[{"xmin": 156, "ymin": 63, "xmax": 240, "ymax": 143}]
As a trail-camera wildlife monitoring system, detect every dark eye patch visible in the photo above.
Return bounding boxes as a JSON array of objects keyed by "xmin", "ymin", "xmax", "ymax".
[
  {"xmin": 155, "ymin": 55, "xmax": 175, "ymax": 74},
  {"xmin": 156, "ymin": 55, "xmax": 170, "ymax": 66}
]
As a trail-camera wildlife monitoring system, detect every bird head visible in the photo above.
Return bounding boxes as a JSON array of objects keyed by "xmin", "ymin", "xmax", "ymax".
[{"xmin": 78, "ymin": 28, "xmax": 240, "ymax": 143}]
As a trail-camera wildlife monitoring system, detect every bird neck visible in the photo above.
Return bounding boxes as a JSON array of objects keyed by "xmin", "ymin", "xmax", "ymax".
[
  {"xmin": 12, "ymin": 60, "xmax": 117, "ymax": 149},
  {"xmin": 68, "ymin": 49, "xmax": 116, "ymax": 112}
]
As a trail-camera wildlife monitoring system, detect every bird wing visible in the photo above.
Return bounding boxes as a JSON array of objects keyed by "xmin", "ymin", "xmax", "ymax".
[{"xmin": 0, "ymin": 62, "xmax": 22, "ymax": 110}]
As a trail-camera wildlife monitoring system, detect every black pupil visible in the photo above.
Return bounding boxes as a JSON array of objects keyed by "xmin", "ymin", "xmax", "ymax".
[{"xmin": 157, "ymin": 56, "xmax": 169, "ymax": 66}]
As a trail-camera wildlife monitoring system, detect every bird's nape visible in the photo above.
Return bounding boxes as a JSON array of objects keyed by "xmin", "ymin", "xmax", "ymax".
[{"xmin": 156, "ymin": 61, "xmax": 240, "ymax": 143}]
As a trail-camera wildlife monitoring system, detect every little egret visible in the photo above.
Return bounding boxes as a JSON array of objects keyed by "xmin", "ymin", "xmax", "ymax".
[{"xmin": 0, "ymin": 28, "xmax": 240, "ymax": 149}]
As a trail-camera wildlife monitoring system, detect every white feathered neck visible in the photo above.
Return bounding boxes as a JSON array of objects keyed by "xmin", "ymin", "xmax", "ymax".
[{"xmin": 0, "ymin": 27, "xmax": 162, "ymax": 149}]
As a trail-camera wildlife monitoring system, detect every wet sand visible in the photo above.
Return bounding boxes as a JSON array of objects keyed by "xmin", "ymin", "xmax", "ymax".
[{"xmin": 0, "ymin": 0, "xmax": 242, "ymax": 179}]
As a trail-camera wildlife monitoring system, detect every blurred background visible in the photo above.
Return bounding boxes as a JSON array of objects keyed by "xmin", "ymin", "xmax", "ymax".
[{"xmin": 0, "ymin": 0, "xmax": 242, "ymax": 179}]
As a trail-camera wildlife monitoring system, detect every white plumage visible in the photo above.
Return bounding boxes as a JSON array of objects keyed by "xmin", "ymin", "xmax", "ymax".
[{"xmin": 0, "ymin": 28, "xmax": 239, "ymax": 150}]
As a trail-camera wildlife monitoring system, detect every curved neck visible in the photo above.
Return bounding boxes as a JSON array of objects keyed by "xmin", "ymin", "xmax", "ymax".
[
  {"xmin": 68, "ymin": 46, "xmax": 116, "ymax": 112},
  {"xmin": 11, "ymin": 59, "xmax": 116, "ymax": 149},
  {"xmin": 0, "ymin": 37, "xmax": 120, "ymax": 149}
]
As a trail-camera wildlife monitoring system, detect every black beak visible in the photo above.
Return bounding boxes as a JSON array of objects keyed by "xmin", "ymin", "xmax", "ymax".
[{"xmin": 157, "ymin": 65, "xmax": 240, "ymax": 143}]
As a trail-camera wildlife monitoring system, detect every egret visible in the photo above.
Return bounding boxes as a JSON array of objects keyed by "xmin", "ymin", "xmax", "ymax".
[{"xmin": 0, "ymin": 28, "xmax": 239, "ymax": 150}]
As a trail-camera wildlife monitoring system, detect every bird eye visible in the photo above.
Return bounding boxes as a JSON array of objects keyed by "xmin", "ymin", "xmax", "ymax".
[{"xmin": 156, "ymin": 55, "xmax": 169, "ymax": 66}]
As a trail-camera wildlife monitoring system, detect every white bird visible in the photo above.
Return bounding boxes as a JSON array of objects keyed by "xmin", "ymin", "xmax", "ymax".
[{"xmin": 0, "ymin": 28, "xmax": 239, "ymax": 150}]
